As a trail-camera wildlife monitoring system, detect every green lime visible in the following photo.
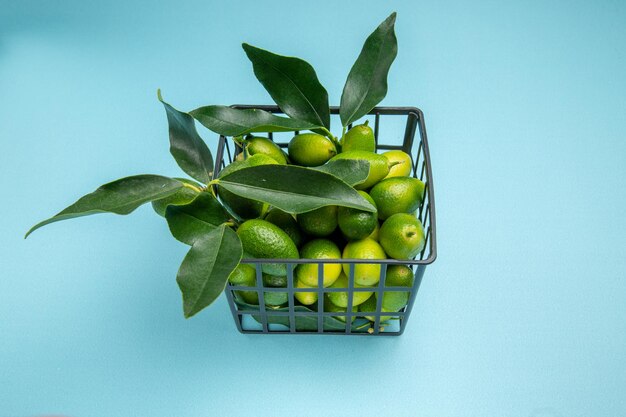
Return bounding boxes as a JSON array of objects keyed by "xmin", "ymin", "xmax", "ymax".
[
  {"xmin": 297, "ymin": 205, "xmax": 337, "ymax": 237},
  {"xmin": 337, "ymin": 191, "xmax": 378, "ymax": 240},
  {"xmin": 262, "ymin": 273, "xmax": 288, "ymax": 308},
  {"xmin": 228, "ymin": 263, "xmax": 259, "ymax": 305},
  {"xmin": 324, "ymin": 295, "xmax": 357, "ymax": 322},
  {"xmin": 218, "ymin": 154, "xmax": 278, "ymax": 220},
  {"xmin": 245, "ymin": 136, "xmax": 288, "ymax": 164},
  {"xmin": 151, "ymin": 178, "xmax": 200, "ymax": 217},
  {"xmin": 288, "ymin": 133, "xmax": 337, "ymax": 167},
  {"xmin": 294, "ymin": 278, "xmax": 318, "ymax": 305},
  {"xmin": 369, "ymin": 177, "xmax": 425, "ymax": 220},
  {"xmin": 368, "ymin": 221, "xmax": 380, "ymax": 241},
  {"xmin": 295, "ymin": 239, "xmax": 342, "ymax": 287},
  {"xmin": 236, "ymin": 219, "xmax": 299, "ymax": 276},
  {"xmin": 342, "ymin": 238, "xmax": 386, "ymax": 285},
  {"xmin": 264, "ymin": 208, "xmax": 303, "ymax": 248},
  {"xmin": 378, "ymin": 213, "xmax": 425, "ymax": 260},
  {"xmin": 329, "ymin": 151, "xmax": 390, "ymax": 190},
  {"xmin": 327, "ymin": 272, "xmax": 373, "ymax": 308},
  {"xmin": 341, "ymin": 121, "xmax": 375, "ymax": 152},
  {"xmin": 359, "ymin": 266, "xmax": 414, "ymax": 321},
  {"xmin": 382, "ymin": 150, "xmax": 412, "ymax": 178}
]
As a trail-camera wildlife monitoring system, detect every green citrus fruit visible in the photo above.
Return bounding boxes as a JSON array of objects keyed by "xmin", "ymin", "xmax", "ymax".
[
  {"xmin": 341, "ymin": 121, "xmax": 375, "ymax": 152},
  {"xmin": 245, "ymin": 136, "xmax": 288, "ymax": 164},
  {"xmin": 218, "ymin": 154, "xmax": 278, "ymax": 220},
  {"xmin": 337, "ymin": 191, "xmax": 378, "ymax": 240},
  {"xmin": 151, "ymin": 178, "xmax": 200, "ymax": 217},
  {"xmin": 329, "ymin": 151, "xmax": 390, "ymax": 190},
  {"xmin": 359, "ymin": 265, "xmax": 414, "ymax": 321},
  {"xmin": 228, "ymin": 263, "xmax": 258, "ymax": 305},
  {"xmin": 294, "ymin": 278, "xmax": 318, "ymax": 305},
  {"xmin": 342, "ymin": 238, "xmax": 386, "ymax": 285},
  {"xmin": 262, "ymin": 273, "xmax": 288, "ymax": 308},
  {"xmin": 379, "ymin": 213, "xmax": 425, "ymax": 260},
  {"xmin": 368, "ymin": 221, "xmax": 380, "ymax": 241},
  {"xmin": 297, "ymin": 205, "xmax": 337, "ymax": 237},
  {"xmin": 264, "ymin": 208, "xmax": 303, "ymax": 248},
  {"xmin": 326, "ymin": 272, "xmax": 373, "ymax": 308},
  {"xmin": 236, "ymin": 219, "xmax": 299, "ymax": 276},
  {"xmin": 369, "ymin": 177, "xmax": 425, "ymax": 220},
  {"xmin": 288, "ymin": 133, "xmax": 337, "ymax": 167},
  {"xmin": 382, "ymin": 150, "xmax": 412, "ymax": 178},
  {"xmin": 295, "ymin": 239, "xmax": 342, "ymax": 287},
  {"xmin": 324, "ymin": 295, "xmax": 357, "ymax": 322}
]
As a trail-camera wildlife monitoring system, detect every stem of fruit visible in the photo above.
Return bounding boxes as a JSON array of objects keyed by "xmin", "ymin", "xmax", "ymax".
[
  {"xmin": 320, "ymin": 128, "xmax": 340, "ymax": 148},
  {"xmin": 182, "ymin": 182, "xmax": 204, "ymax": 193}
]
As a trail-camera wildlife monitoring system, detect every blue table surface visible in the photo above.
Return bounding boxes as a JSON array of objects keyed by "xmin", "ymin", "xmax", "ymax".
[{"xmin": 1, "ymin": 1, "xmax": 625, "ymax": 416}]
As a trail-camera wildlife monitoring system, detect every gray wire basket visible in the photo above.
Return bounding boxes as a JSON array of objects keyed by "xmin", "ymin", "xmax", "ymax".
[{"xmin": 213, "ymin": 106, "xmax": 437, "ymax": 336}]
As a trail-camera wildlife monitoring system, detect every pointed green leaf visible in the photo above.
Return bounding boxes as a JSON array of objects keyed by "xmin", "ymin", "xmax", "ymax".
[
  {"xmin": 242, "ymin": 43, "xmax": 330, "ymax": 129},
  {"xmin": 190, "ymin": 105, "xmax": 320, "ymax": 137},
  {"xmin": 158, "ymin": 91, "xmax": 214, "ymax": 184},
  {"xmin": 177, "ymin": 224, "xmax": 242, "ymax": 318},
  {"xmin": 26, "ymin": 175, "xmax": 184, "ymax": 238},
  {"xmin": 165, "ymin": 192, "xmax": 231, "ymax": 245},
  {"xmin": 313, "ymin": 159, "xmax": 370, "ymax": 187},
  {"xmin": 216, "ymin": 165, "xmax": 376, "ymax": 214},
  {"xmin": 340, "ymin": 12, "xmax": 398, "ymax": 127}
]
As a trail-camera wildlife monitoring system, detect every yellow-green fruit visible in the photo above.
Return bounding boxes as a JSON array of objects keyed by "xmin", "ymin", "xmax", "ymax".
[
  {"xmin": 228, "ymin": 264, "xmax": 258, "ymax": 305},
  {"xmin": 262, "ymin": 273, "xmax": 288, "ymax": 308},
  {"xmin": 295, "ymin": 239, "xmax": 342, "ymax": 287},
  {"xmin": 382, "ymin": 150, "xmax": 412, "ymax": 178},
  {"xmin": 218, "ymin": 154, "xmax": 278, "ymax": 220},
  {"xmin": 341, "ymin": 121, "xmax": 375, "ymax": 152},
  {"xmin": 358, "ymin": 294, "xmax": 395, "ymax": 322},
  {"xmin": 264, "ymin": 208, "xmax": 303, "ymax": 248},
  {"xmin": 294, "ymin": 278, "xmax": 318, "ymax": 305},
  {"xmin": 342, "ymin": 238, "xmax": 386, "ymax": 285},
  {"xmin": 236, "ymin": 219, "xmax": 299, "ymax": 276},
  {"xmin": 369, "ymin": 177, "xmax": 425, "ymax": 220},
  {"xmin": 327, "ymin": 272, "xmax": 373, "ymax": 308},
  {"xmin": 297, "ymin": 205, "xmax": 337, "ymax": 237},
  {"xmin": 329, "ymin": 151, "xmax": 390, "ymax": 190},
  {"xmin": 368, "ymin": 222, "xmax": 380, "ymax": 241},
  {"xmin": 359, "ymin": 266, "xmax": 414, "ymax": 321},
  {"xmin": 151, "ymin": 178, "xmax": 200, "ymax": 217},
  {"xmin": 324, "ymin": 295, "xmax": 357, "ymax": 322},
  {"xmin": 337, "ymin": 191, "xmax": 378, "ymax": 241},
  {"xmin": 246, "ymin": 136, "xmax": 288, "ymax": 165},
  {"xmin": 379, "ymin": 213, "xmax": 425, "ymax": 260},
  {"xmin": 288, "ymin": 133, "xmax": 337, "ymax": 167}
]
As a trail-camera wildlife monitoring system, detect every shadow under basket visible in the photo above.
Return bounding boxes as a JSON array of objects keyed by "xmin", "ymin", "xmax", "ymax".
[{"xmin": 214, "ymin": 105, "xmax": 437, "ymax": 336}]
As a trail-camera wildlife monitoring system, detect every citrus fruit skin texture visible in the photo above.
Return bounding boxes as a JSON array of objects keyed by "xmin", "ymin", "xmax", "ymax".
[
  {"xmin": 324, "ymin": 295, "xmax": 357, "ymax": 322},
  {"xmin": 294, "ymin": 278, "xmax": 318, "ymax": 305},
  {"xmin": 151, "ymin": 178, "xmax": 200, "ymax": 217},
  {"xmin": 297, "ymin": 205, "xmax": 338, "ymax": 237},
  {"xmin": 263, "ymin": 273, "xmax": 288, "ymax": 307},
  {"xmin": 369, "ymin": 177, "xmax": 425, "ymax": 220},
  {"xmin": 236, "ymin": 219, "xmax": 299, "ymax": 276},
  {"xmin": 228, "ymin": 263, "xmax": 259, "ymax": 305},
  {"xmin": 327, "ymin": 272, "xmax": 373, "ymax": 308},
  {"xmin": 341, "ymin": 122, "xmax": 375, "ymax": 153},
  {"xmin": 295, "ymin": 239, "xmax": 342, "ymax": 287},
  {"xmin": 264, "ymin": 208, "xmax": 303, "ymax": 248},
  {"xmin": 245, "ymin": 136, "xmax": 288, "ymax": 164},
  {"xmin": 368, "ymin": 221, "xmax": 380, "ymax": 241},
  {"xmin": 218, "ymin": 154, "xmax": 278, "ymax": 220},
  {"xmin": 288, "ymin": 133, "xmax": 337, "ymax": 167},
  {"xmin": 379, "ymin": 213, "xmax": 425, "ymax": 260},
  {"xmin": 382, "ymin": 150, "xmax": 412, "ymax": 179},
  {"xmin": 359, "ymin": 265, "xmax": 414, "ymax": 321},
  {"xmin": 338, "ymin": 191, "xmax": 378, "ymax": 241},
  {"xmin": 342, "ymin": 238, "xmax": 387, "ymax": 285},
  {"xmin": 329, "ymin": 151, "xmax": 390, "ymax": 190}
]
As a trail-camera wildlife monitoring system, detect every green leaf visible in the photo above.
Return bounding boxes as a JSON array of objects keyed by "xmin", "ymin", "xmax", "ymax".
[
  {"xmin": 339, "ymin": 12, "xmax": 398, "ymax": 127},
  {"xmin": 26, "ymin": 175, "xmax": 184, "ymax": 238},
  {"xmin": 313, "ymin": 159, "xmax": 370, "ymax": 187},
  {"xmin": 190, "ymin": 106, "xmax": 320, "ymax": 137},
  {"xmin": 165, "ymin": 192, "xmax": 231, "ymax": 245},
  {"xmin": 242, "ymin": 43, "xmax": 330, "ymax": 129},
  {"xmin": 158, "ymin": 91, "xmax": 214, "ymax": 184},
  {"xmin": 177, "ymin": 224, "xmax": 242, "ymax": 318},
  {"xmin": 216, "ymin": 165, "xmax": 376, "ymax": 214}
]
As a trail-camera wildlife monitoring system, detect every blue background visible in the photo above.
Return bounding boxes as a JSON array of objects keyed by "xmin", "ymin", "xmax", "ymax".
[{"xmin": 1, "ymin": 1, "xmax": 625, "ymax": 416}]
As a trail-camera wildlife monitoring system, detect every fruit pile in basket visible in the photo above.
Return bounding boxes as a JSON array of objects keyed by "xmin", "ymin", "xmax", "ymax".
[{"xmin": 26, "ymin": 12, "xmax": 427, "ymax": 326}]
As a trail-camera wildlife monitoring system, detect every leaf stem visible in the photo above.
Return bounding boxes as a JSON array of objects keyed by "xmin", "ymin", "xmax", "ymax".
[
  {"xmin": 182, "ymin": 182, "xmax": 204, "ymax": 193},
  {"xmin": 320, "ymin": 128, "xmax": 340, "ymax": 148}
]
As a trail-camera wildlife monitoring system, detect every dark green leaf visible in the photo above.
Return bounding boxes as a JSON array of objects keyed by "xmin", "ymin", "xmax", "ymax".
[
  {"xmin": 26, "ymin": 175, "xmax": 184, "ymax": 238},
  {"xmin": 165, "ymin": 192, "xmax": 231, "ymax": 245},
  {"xmin": 339, "ymin": 12, "xmax": 398, "ymax": 127},
  {"xmin": 216, "ymin": 165, "xmax": 376, "ymax": 214},
  {"xmin": 190, "ymin": 106, "xmax": 320, "ymax": 137},
  {"xmin": 313, "ymin": 159, "xmax": 370, "ymax": 187},
  {"xmin": 151, "ymin": 178, "xmax": 202, "ymax": 217},
  {"xmin": 177, "ymin": 224, "xmax": 242, "ymax": 318},
  {"xmin": 242, "ymin": 43, "xmax": 330, "ymax": 129},
  {"xmin": 158, "ymin": 91, "xmax": 214, "ymax": 184}
]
